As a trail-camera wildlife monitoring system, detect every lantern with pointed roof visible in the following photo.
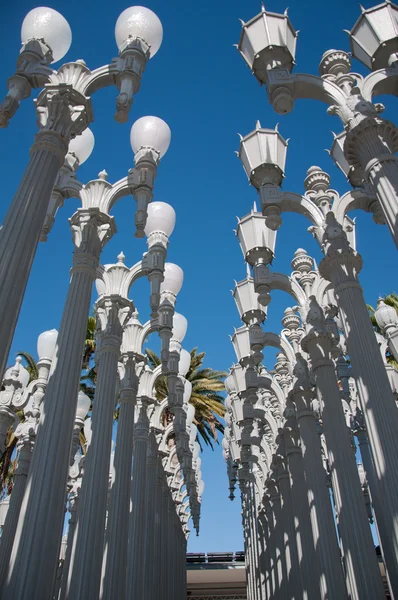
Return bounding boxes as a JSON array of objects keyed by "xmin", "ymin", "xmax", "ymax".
[
  {"xmin": 231, "ymin": 326, "xmax": 253, "ymax": 367},
  {"xmin": 238, "ymin": 122, "xmax": 288, "ymax": 189},
  {"xmin": 348, "ymin": 1, "xmax": 398, "ymax": 71},
  {"xmin": 232, "ymin": 271, "xmax": 267, "ymax": 325},
  {"xmin": 236, "ymin": 207, "xmax": 276, "ymax": 266},
  {"xmin": 238, "ymin": 5, "xmax": 298, "ymax": 84}
]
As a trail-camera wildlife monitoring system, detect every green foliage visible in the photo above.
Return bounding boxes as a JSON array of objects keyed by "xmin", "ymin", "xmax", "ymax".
[{"xmin": 146, "ymin": 347, "xmax": 227, "ymax": 449}]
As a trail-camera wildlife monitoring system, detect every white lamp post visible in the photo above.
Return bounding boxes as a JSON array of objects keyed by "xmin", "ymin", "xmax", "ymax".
[
  {"xmin": 0, "ymin": 6, "xmax": 165, "ymax": 395},
  {"xmin": 131, "ymin": 117, "xmax": 172, "ymax": 237},
  {"xmin": 239, "ymin": 2, "xmax": 398, "ymax": 247},
  {"xmin": 0, "ymin": 329, "xmax": 58, "ymax": 594},
  {"xmin": 159, "ymin": 262, "xmax": 184, "ymax": 368},
  {"xmin": 239, "ymin": 121, "xmax": 288, "ymax": 190},
  {"xmin": 238, "ymin": 6, "xmax": 297, "ymax": 85},
  {"xmin": 348, "ymin": 1, "xmax": 398, "ymax": 70}
]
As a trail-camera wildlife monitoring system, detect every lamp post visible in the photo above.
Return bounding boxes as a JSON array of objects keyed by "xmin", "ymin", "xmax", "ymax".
[
  {"xmin": 0, "ymin": 5, "xmax": 165, "ymax": 384},
  {"xmin": 66, "ymin": 253, "xmax": 135, "ymax": 600},
  {"xmin": 238, "ymin": 2, "xmax": 398, "ymax": 247},
  {"xmin": 236, "ymin": 118, "xmax": 398, "ymax": 590},
  {"xmin": 101, "ymin": 314, "xmax": 144, "ymax": 600},
  {"xmin": 0, "ymin": 330, "xmax": 57, "ymax": 593},
  {"xmin": 3, "ymin": 117, "xmax": 172, "ymax": 600}
]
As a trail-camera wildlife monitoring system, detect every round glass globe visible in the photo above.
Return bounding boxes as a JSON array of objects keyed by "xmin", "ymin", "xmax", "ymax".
[
  {"xmin": 68, "ymin": 128, "xmax": 95, "ymax": 165},
  {"xmin": 130, "ymin": 116, "xmax": 171, "ymax": 158},
  {"xmin": 183, "ymin": 380, "xmax": 192, "ymax": 404},
  {"xmin": 37, "ymin": 329, "xmax": 58, "ymax": 361},
  {"xmin": 189, "ymin": 423, "xmax": 197, "ymax": 445},
  {"xmin": 186, "ymin": 402, "xmax": 195, "ymax": 426},
  {"xmin": 178, "ymin": 349, "xmax": 191, "ymax": 377},
  {"xmin": 196, "ymin": 456, "xmax": 202, "ymax": 471},
  {"xmin": 193, "ymin": 441, "xmax": 200, "ymax": 461},
  {"xmin": 144, "ymin": 202, "xmax": 176, "ymax": 237},
  {"xmin": 198, "ymin": 480, "xmax": 205, "ymax": 496},
  {"xmin": 76, "ymin": 390, "xmax": 91, "ymax": 420},
  {"xmin": 84, "ymin": 417, "xmax": 92, "ymax": 447},
  {"xmin": 21, "ymin": 7, "xmax": 72, "ymax": 63},
  {"xmin": 172, "ymin": 312, "xmax": 188, "ymax": 343},
  {"xmin": 5, "ymin": 360, "xmax": 30, "ymax": 388},
  {"xmin": 160, "ymin": 263, "xmax": 184, "ymax": 296},
  {"xmin": 115, "ymin": 6, "xmax": 163, "ymax": 57},
  {"xmin": 95, "ymin": 278, "xmax": 106, "ymax": 297}
]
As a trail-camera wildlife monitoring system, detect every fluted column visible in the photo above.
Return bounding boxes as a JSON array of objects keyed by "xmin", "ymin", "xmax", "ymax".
[
  {"xmin": 345, "ymin": 116, "xmax": 398, "ymax": 247},
  {"xmin": 274, "ymin": 437, "xmax": 302, "ymax": 600},
  {"xmin": 0, "ymin": 438, "xmax": 32, "ymax": 591},
  {"xmin": 126, "ymin": 397, "xmax": 150, "ymax": 598},
  {"xmin": 267, "ymin": 480, "xmax": 288, "ymax": 600},
  {"xmin": 257, "ymin": 510, "xmax": 270, "ymax": 599},
  {"xmin": 159, "ymin": 473, "xmax": 170, "ymax": 599},
  {"xmin": 320, "ymin": 219, "xmax": 398, "ymax": 591},
  {"xmin": 142, "ymin": 431, "xmax": 161, "ymax": 600},
  {"xmin": 59, "ymin": 487, "xmax": 80, "ymax": 600},
  {"xmin": 284, "ymin": 414, "xmax": 324, "ymax": 599},
  {"xmin": 264, "ymin": 496, "xmax": 276, "ymax": 598},
  {"xmin": 288, "ymin": 362, "xmax": 346, "ymax": 600},
  {"xmin": 302, "ymin": 304, "xmax": 385, "ymax": 600},
  {"xmin": 152, "ymin": 457, "xmax": 165, "ymax": 600},
  {"xmin": 67, "ymin": 295, "xmax": 130, "ymax": 599},
  {"xmin": 0, "ymin": 87, "xmax": 90, "ymax": 379},
  {"xmin": 247, "ymin": 478, "xmax": 264, "ymax": 600},
  {"xmin": 102, "ymin": 356, "xmax": 138, "ymax": 600},
  {"xmin": 4, "ymin": 209, "xmax": 113, "ymax": 600}
]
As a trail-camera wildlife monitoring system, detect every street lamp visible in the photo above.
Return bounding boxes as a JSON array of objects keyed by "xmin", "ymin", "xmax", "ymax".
[
  {"xmin": 238, "ymin": 2, "xmax": 398, "ymax": 248},
  {"xmin": 238, "ymin": 6, "xmax": 297, "ymax": 84},
  {"xmin": 348, "ymin": 2, "xmax": 398, "ymax": 70}
]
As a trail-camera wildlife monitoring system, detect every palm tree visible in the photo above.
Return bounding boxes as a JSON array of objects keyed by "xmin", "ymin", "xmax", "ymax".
[
  {"xmin": 368, "ymin": 292, "xmax": 398, "ymax": 369},
  {"xmin": 146, "ymin": 347, "xmax": 227, "ymax": 448}
]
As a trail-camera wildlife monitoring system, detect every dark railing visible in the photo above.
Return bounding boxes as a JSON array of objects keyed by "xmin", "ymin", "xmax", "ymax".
[{"xmin": 186, "ymin": 552, "xmax": 245, "ymax": 564}]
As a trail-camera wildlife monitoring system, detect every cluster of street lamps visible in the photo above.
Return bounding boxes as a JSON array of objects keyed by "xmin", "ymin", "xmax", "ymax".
[
  {"xmin": 224, "ymin": 2, "xmax": 398, "ymax": 599},
  {"xmin": 0, "ymin": 6, "xmax": 203, "ymax": 600}
]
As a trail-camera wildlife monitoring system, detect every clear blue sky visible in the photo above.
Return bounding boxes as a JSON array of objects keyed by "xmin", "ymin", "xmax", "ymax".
[{"xmin": 0, "ymin": 0, "xmax": 396, "ymax": 553}]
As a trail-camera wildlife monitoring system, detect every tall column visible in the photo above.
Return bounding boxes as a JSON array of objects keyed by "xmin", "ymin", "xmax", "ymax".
[
  {"xmin": 67, "ymin": 293, "xmax": 131, "ymax": 599},
  {"xmin": 345, "ymin": 116, "xmax": 398, "ymax": 247},
  {"xmin": 102, "ymin": 355, "xmax": 138, "ymax": 600},
  {"xmin": 142, "ymin": 430, "xmax": 161, "ymax": 600},
  {"xmin": 302, "ymin": 301, "xmax": 385, "ymax": 600},
  {"xmin": 159, "ymin": 473, "xmax": 170, "ymax": 599},
  {"xmin": 267, "ymin": 479, "xmax": 288, "ymax": 600},
  {"xmin": 3, "ymin": 209, "xmax": 113, "ymax": 600},
  {"xmin": 287, "ymin": 359, "xmax": 346, "ymax": 600},
  {"xmin": 0, "ymin": 86, "xmax": 90, "ymax": 379},
  {"xmin": 320, "ymin": 216, "xmax": 398, "ymax": 591},
  {"xmin": 126, "ymin": 397, "xmax": 150, "ymax": 598},
  {"xmin": 257, "ymin": 510, "xmax": 270, "ymax": 599},
  {"xmin": 0, "ymin": 436, "xmax": 33, "ymax": 591},
  {"xmin": 273, "ymin": 435, "xmax": 303, "ymax": 600},
  {"xmin": 247, "ymin": 478, "xmax": 264, "ymax": 600},
  {"xmin": 59, "ymin": 483, "xmax": 80, "ymax": 600},
  {"xmin": 284, "ymin": 413, "xmax": 324, "ymax": 599},
  {"xmin": 152, "ymin": 457, "xmax": 165, "ymax": 600},
  {"xmin": 264, "ymin": 496, "xmax": 276, "ymax": 599}
]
